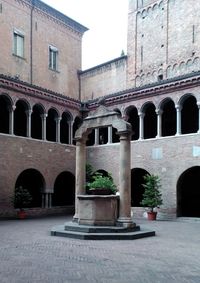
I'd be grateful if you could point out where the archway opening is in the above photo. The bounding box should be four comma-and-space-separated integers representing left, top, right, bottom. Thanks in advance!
15, 169, 44, 208
31, 104, 43, 140
60, 112, 71, 144
161, 100, 176, 137
46, 108, 58, 142
0, 95, 10, 134
143, 103, 157, 139
52, 171, 75, 206
14, 100, 28, 137
177, 166, 200, 217
131, 168, 149, 207
181, 96, 198, 134
126, 106, 139, 140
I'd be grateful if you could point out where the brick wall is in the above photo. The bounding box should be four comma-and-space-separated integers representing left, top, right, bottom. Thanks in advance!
127, 0, 200, 88
87, 134, 200, 219
80, 57, 127, 101
0, 134, 76, 215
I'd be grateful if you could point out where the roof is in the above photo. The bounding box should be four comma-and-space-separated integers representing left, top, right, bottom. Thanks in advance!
31, 0, 88, 34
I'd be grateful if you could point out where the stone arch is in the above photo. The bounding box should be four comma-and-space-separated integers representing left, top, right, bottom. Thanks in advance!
131, 168, 150, 207
177, 166, 200, 217
0, 94, 12, 134
31, 103, 45, 140
159, 98, 176, 136
46, 108, 59, 142
125, 105, 139, 140
52, 171, 75, 206
179, 94, 198, 134
141, 102, 157, 139
60, 111, 72, 144
15, 168, 45, 208
14, 99, 30, 137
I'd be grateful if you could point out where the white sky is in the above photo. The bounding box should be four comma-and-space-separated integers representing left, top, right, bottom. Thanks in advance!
42, 0, 128, 70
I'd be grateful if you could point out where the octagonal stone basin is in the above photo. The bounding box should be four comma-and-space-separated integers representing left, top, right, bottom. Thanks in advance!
77, 194, 119, 226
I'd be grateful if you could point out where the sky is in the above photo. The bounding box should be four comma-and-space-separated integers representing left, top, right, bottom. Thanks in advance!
42, 0, 129, 70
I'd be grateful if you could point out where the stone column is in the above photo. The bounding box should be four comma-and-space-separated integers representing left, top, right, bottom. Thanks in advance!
138, 111, 144, 140
107, 126, 113, 144
26, 110, 32, 138
117, 132, 135, 227
68, 121, 73, 144
156, 109, 163, 138
41, 114, 47, 140
175, 105, 182, 135
73, 138, 86, 221
55, 117, 61, 143
8, 105, 15, 135
94, 128, 99, 145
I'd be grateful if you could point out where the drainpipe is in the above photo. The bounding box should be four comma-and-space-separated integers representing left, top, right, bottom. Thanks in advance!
30, 0, 34, 84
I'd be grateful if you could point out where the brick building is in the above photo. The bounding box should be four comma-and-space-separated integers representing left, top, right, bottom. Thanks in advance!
0, 0, 200, 219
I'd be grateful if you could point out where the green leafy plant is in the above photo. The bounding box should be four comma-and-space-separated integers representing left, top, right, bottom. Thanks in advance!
87, 172, 117, 194
140, 174, 163, 212
12, 186, 32, 210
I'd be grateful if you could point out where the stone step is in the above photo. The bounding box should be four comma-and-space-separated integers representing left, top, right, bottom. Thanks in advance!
63, 221, 140, 233
51, 225, 156, 240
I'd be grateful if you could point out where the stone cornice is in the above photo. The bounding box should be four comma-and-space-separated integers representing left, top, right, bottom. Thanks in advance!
87, 71, 200, 109
22, 0, 88, 35
0, 74, 81, 110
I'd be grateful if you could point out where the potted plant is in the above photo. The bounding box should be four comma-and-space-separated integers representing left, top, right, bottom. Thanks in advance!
12, 186, 32, 219
87, 172, 117, 195
140, 174, 163, 220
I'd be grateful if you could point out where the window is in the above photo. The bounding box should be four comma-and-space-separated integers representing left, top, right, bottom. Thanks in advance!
13, 30, 24, 58
49, 45, 58, 71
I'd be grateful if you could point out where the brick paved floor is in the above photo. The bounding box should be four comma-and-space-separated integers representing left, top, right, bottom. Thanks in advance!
0, 215, 200, 283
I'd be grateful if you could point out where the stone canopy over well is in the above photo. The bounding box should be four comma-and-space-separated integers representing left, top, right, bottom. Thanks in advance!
74, 105, 134, 227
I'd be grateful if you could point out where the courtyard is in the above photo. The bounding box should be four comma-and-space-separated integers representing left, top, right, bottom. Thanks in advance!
0, 215, 199, 283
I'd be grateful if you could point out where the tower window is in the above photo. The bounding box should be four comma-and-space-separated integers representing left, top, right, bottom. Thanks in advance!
49, 45, 58, 71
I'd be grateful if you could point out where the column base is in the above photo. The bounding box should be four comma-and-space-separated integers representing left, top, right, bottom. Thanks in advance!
117, 217, 136, 228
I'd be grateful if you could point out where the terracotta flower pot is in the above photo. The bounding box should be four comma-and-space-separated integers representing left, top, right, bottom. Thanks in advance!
17, 210, 26, 219
147, 211, 157, 221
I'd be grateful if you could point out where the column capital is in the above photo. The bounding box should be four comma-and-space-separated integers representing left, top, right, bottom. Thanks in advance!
138, 111, 145, 118
40, 113, 48, 119
25, 109, 32, 115
156, 108, 163, 115
175, 104, 182, 111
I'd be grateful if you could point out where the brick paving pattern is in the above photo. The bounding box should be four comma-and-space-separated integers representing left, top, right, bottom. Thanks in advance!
0, 216, 200, 283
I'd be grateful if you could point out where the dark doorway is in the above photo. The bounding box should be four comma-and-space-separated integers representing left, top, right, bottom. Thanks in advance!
161, 99, 176, 137
31, 104, 43, 140
126, 106, 139, 140
52, 171, 75, 206
143, 103, 157, 139
181, 96, 198, 134
60, 112, 71, 144
46, 108, 58, 142
15, 169, 44, 207
177, 166, 200, 217
14, 100, 28, 137
131, 168, 149, 207
0, 95, 10, 134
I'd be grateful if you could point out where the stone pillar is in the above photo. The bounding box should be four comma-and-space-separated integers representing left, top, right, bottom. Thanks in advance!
8, 105, 15, 135
26, 110, 32, 138
156, 109, 163, 138
107, 126, 113, 144
117, 132, 135, 227
175, 105, 182, 135
41, 114, 47, 140
73, 138, 86, 221
55, 117, 61, 143
94, 128, 99, 145
138, 111, 144, 140
68, 121, 73, 144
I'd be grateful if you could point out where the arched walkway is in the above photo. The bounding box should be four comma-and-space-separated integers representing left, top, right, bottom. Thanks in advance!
52, 171, 75, 206
177, 166, 200, 217
15, 169, 45, 208
131, 168, 149, 207
0, 95, 10, 134
14, 100, 28, 137
31, 104, 44, 140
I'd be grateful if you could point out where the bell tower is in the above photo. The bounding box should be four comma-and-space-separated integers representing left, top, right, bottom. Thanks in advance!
127, 0, 200, 88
